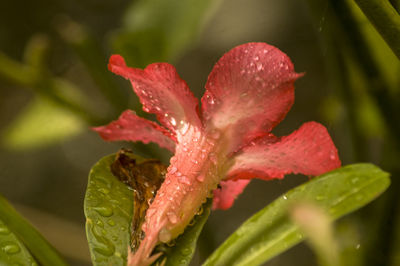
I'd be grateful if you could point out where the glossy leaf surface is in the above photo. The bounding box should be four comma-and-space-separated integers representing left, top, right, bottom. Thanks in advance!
203, 163, 390, 266
85, 154, 136, 265
0, 219, 37, 265
0, 194, 67, 265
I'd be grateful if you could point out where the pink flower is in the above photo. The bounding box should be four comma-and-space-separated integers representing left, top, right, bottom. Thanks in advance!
94, 42, 341, 265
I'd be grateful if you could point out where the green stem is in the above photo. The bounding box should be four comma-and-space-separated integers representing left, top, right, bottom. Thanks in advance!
354, 0, 400, 59
0, 195, 68, 266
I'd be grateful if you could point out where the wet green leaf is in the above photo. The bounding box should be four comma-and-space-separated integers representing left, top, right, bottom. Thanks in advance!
2, 96, 84, 150
85, 153, 136, 266
0, 194, 67, 265
111, 0, 222, 67
0, 219, 38, 266
203, 163, 390, 266
154, 199, 212, 266
86, 152, 212, 266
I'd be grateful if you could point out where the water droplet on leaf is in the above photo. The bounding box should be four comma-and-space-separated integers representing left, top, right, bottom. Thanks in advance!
2, 243, 20, 254
93, 206, 113, 217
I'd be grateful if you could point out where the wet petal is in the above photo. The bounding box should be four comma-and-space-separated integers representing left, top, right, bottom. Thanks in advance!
201, 42, 302, 152
212, 179, 251, 210
93, 110, 176, 152
109, 55, 201, 139
227, 122, 341, 180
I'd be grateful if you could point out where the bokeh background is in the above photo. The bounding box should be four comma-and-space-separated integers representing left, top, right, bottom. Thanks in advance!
1, 0, 399, 265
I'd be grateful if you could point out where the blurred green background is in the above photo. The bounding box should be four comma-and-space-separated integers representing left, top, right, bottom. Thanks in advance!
0, 0, 399, 265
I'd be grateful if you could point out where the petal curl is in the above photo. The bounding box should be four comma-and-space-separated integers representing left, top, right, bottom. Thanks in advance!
93, 110, 176, 152
212, 179, 250, 210
109, 55, 201, 140
201, 42, 302, 152
227, 122, 341, 180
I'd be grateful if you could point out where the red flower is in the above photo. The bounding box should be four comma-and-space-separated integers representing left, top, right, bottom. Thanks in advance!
94, 42, 341, 265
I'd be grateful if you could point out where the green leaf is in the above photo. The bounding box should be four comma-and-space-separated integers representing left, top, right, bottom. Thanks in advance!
85, 154, 136, 266
0, 194, 67, 265
203, 163, 390, 266
0, 219, 38, 266
86, 153, 213, 266
154, 198, 212, 266
111, 0, 222, 67
2, 96, 85, 150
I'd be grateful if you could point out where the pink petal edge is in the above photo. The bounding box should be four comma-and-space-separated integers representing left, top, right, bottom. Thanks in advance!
212, 179, 251, 210
227, 121, 341, 180
109, 55, 201, 139
93, 110, 176, 152
201, 42, 302, 153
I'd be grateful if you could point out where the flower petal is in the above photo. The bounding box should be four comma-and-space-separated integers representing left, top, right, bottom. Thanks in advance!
109, 55, 201, 140
201, 42, 302, 152
212, 179, 251, 210
93, 110, 176, 152
227, 122, 341, 180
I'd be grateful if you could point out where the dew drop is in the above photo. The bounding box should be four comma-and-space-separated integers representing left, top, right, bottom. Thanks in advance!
98, 188, 110, 194
167, 212, 178, 224
96, 219, 104, 228
282, 195, 288, 200
94, 243, 115, 256
176, 171, 182, 177
179, 176, 191, 185
0, 225, 10, 235
2, 243, 20, 254
209, 153, 217, 164
197, 175, 205, 182
256, 62, 263, 71
170, 117, 177, 126
315, 195, 325, 201
180, 122, 189, 135
93, 206, 114, 217
107, 219, 116, 226
159, 228, 172, 243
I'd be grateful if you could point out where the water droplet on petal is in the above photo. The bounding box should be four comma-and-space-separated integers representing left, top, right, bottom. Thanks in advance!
180, 122, 189, 135
169, 166, 177, 174
167, 212, 178, 224
159, 228, 172, 243
197, 175, 205, 182
179, 176, 191, 185
93, 206, 113, 217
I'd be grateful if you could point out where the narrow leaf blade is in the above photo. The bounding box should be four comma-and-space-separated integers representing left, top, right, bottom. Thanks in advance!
0, 219, 38, 265
203, 163, 390, 266
0, 194, 67, 265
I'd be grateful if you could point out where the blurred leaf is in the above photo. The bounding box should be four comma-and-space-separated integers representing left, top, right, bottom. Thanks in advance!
154, 199, 212, 266
112, 0, 222, 67
0, 219, 38, 266
2, 96, 85, 150
0, 194, 67, 265
353, 0, 400, 60
203, 164, 390, 266
291, 202, 340, 266
348, 0, 400, 93
85, 153, 135, 266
